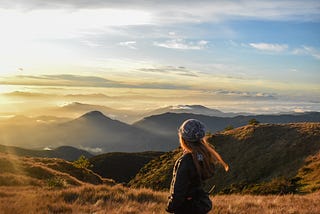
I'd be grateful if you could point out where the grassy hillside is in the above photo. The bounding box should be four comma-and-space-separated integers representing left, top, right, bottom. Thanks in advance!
0, 144, 93, 161
0, 148, 319, 213
129, 150, 180, 190
89, 151, 164, 183
0, 152, 114, 188
129, 123, 320, 194
295, 151, 320, 193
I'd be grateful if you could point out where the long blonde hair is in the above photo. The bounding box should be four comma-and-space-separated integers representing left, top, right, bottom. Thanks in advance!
179, 134, 229, 180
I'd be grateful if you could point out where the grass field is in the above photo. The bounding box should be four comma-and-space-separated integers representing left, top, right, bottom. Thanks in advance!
1, 184, 319, 214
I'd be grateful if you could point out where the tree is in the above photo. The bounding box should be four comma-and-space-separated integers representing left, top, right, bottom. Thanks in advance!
73, 155, 91, 169
248, 118, 260, 125
224, 125, 234, 131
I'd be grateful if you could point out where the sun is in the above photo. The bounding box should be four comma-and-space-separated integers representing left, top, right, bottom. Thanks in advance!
0, 85, 10, 94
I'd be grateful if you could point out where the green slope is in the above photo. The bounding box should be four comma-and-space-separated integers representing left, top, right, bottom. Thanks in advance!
90, 151, 164, 183
129, 123, 320, 194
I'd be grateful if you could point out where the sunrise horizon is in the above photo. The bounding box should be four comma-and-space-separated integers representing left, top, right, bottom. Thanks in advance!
1, 0, 319, 117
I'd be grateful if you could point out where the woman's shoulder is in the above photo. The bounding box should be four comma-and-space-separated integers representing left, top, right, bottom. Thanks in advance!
178, 152, 194, 164
175, 152, 192, 163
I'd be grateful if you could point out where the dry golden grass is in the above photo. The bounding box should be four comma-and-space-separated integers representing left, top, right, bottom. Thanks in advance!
0, 184, 319, 214
212, 192, 320, 214
0, 153, 114, 188
0, 185, 167, 214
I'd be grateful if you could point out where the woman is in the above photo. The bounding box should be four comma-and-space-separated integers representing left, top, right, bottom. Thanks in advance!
166, 119, 229, 214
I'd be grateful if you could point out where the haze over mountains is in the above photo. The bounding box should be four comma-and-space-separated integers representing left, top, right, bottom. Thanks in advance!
0, 105, 320, 154
42, 103, 252, 124
133, 111, 320, 141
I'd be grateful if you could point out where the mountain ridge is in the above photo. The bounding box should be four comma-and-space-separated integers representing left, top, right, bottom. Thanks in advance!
0, 144, 93, 161
133, 111, 320, 136
1, 110, 320, 153
129, 122, 320, 194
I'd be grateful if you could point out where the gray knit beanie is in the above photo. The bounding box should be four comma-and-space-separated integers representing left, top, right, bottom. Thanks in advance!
178, 119, 206, 142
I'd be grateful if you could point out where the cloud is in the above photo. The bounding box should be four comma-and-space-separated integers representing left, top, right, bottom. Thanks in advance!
138, 66, 198, 77
208, 89, 277, 100
0, 74, 193, 90
41, 74, 114, 84
118, 41, 137, 49
2, 91, 52, 98
79, 146, 103, 154
154, 39, 208, 50
292, 46, 320, 60
1, 0, 319, 23
136, 82, 192, 90
249, 43, 288, 52
81, 40, 102, 47
0, 74, 123, 88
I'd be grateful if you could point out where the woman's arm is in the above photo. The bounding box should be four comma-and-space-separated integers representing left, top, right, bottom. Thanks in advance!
166, 155, 191, 213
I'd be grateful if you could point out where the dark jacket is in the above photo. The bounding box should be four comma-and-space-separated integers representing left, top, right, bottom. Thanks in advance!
166, 152, 204, 214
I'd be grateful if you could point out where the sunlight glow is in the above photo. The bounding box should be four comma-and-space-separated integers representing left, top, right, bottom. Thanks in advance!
0, 8, 152, 75
0, 8, 152, 40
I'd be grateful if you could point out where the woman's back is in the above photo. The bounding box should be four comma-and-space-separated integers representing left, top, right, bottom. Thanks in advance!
166, 119, 229, 214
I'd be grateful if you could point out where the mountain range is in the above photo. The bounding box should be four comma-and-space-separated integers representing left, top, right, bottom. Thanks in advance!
48, 102, 141, 124
143, 104, 248, 118
44, 103, 251, 124
1, 109, 320, 153
0, 111, 174, 153
133, 111, 320, 140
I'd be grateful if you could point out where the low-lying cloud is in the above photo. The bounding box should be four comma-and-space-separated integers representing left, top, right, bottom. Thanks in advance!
1, 0, 318, 23
293, 46, 320, 60
0, 74, 193, 90
249, 43, 288, 52
138, 66, 198, 77
118, 41, 137, 49
154, 39, 208, 50
208, 89, 277, 100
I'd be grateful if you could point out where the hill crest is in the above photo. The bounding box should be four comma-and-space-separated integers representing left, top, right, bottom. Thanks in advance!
129, 122, 320, 194
0, 152, 115, 188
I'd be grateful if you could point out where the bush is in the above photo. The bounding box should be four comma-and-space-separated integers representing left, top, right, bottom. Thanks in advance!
47, 176, 67, 188
248, 119, 260, 125
224, 125, 234, 131
73, 155, 91, 169
249, 177, 299, 195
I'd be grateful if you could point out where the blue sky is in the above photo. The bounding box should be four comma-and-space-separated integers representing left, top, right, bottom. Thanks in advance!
0, 0, 319, 113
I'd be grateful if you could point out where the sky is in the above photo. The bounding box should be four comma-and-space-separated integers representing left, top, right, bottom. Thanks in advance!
0, 0, 319, 115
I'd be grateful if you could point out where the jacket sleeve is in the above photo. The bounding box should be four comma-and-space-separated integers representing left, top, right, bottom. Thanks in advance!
166, 155, 191, 213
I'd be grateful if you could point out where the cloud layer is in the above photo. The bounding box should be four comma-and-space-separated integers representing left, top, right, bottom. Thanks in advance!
249, 43, 288, 52
1, 0, 319, 23
0, 74, 194, 90
154, 39, 208, 50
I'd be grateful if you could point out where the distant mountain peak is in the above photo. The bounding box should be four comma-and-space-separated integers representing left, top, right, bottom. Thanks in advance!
75, 111, 129, 127
63, 102, 99, 108
170, 104, 209, 110
70, 102, 84, 106
171, 105, 192, 110
80, 111, 108, 119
